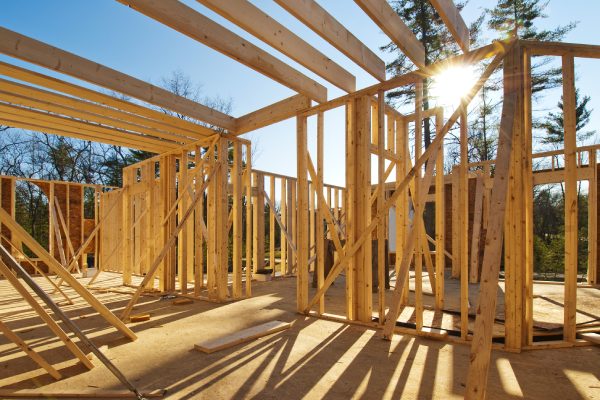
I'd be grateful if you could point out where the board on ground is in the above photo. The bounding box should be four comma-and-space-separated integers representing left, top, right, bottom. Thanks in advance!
194, 320, 291, 354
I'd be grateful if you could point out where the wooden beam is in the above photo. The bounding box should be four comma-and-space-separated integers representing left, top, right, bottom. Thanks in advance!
0, 117, 166, 153
297, 115, 309, 312
0, 27, 236, 131
0, 103, 176, 151
235, 95, 311, 135
0, 79, 192, 143
117, 0, 327, 103
354, 0, 425, 69
429, 0, 470, 52
562, 55, 578, 343
197, 0, 355, 92
0, 61, 217, 138
274, 0, 386, 81
464, 46, 519, 400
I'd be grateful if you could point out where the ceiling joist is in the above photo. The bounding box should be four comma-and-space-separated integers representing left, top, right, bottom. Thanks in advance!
197, 0, 356, 93
429, 0, 470, 52
354, 0, 426, 69
0, 61, 217, 139
117, 0, 328, 103
0, 27, 236, 131
274, 0, 386, 82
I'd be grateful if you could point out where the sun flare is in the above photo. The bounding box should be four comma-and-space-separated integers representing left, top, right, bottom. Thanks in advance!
431, 65, 478, 108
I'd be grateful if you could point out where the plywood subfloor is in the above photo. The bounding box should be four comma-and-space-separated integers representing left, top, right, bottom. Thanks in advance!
0, 272, 599, 399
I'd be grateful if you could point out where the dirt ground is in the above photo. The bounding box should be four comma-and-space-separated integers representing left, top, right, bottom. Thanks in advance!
0, 272, 599, 399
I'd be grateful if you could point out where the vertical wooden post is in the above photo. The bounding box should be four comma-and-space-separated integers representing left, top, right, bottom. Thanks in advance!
281, 178, 287, 276
435, 110, 445, 310
194, 149, 205, 295
346, 95, 372, 323
563, 55, 578, 342
414, 82, 424, 331
377, 93, 386, 323
270, 175, 276, 274
297, 115, 309, 312
451, 166, 460, 278
316, 112, 325, 314
216, 137, 229, 301
523, 49, 535, 345
244, 143, 253, 296
588, 150, 598, 284
49, 183, 55, 259
465, 44, 518, 400
163, 155, 177, 292
459, 110, 469, 339
179, 151, 189, 293
345, 101, 356, 320
232, 141, 243, 298
122, 169, 132, 286
252, 173, 265, 274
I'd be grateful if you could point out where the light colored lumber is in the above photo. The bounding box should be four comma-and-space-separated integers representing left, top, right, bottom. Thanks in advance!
274, 0, 386, 81
297, 116, 309, 312
0, 61, 216, 139
354, 0, 425, 69
578, 333, 600, 345
464, 47, 518, 399
562, 55, 578, 342
235, 95, 310, 135
120, 164, 219, 320
194, 320, 291, 353
0, 320, 61, 380
118, 0, 327, 102
0, 27, 235, 131
429, 0, 470, 52
0, 208, 136, 341
0, 389, 166, 398
197, 0, 355, 92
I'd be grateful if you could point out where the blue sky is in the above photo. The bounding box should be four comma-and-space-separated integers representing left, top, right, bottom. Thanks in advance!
1, 0, 599, 186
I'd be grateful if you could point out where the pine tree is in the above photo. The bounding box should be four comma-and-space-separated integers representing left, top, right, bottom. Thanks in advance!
539, 89, 595, 145
487, 0, 576, 93
381, 0, 484, 149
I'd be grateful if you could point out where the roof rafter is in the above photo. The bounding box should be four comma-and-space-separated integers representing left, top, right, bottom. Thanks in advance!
117, 0, 328, 103
429, 0, 470, 52
0, 84, 189, 144
0, 61, 217, 138
274, 0, 386, 81
354, 0, 426, 69
197, 0, 356, 93
0, 27, 236, 131
0, 102, 179, 151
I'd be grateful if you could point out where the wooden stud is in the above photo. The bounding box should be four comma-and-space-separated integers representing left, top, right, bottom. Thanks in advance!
562, 55, 578, 342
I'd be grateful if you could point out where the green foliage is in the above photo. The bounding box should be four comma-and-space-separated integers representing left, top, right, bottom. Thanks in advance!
538, 89, 595, 145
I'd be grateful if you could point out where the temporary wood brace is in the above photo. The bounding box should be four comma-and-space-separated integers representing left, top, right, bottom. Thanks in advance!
0, 208, 136, 340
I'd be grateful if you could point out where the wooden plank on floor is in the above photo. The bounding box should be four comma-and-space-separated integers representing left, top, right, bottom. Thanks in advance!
194, 321, 291, 354
578, 332, 600, 345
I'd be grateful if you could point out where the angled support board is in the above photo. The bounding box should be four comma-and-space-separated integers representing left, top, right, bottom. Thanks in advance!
0, 245, 144, 398
235, 95, 311, 135
0, 208, 137, 341
464, 46, 519, 400
429, 0, 470, 52
117, 0, 327, 103
197, 0, 355, 92
274, 0, 385, 81
0, 320, 61, 380
0, 27, 235, 131
354, 0, 425, 69
194, 321, 291, 353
